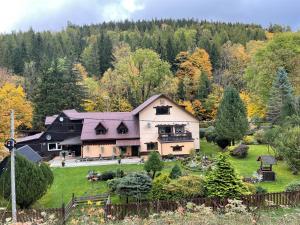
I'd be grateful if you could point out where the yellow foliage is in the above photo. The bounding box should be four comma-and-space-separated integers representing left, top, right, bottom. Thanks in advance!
189, 48, 212, 79
178, 100, 195, 115
73, 63, 88, 79
240, 91, 266, 119
0, 83, 33, 142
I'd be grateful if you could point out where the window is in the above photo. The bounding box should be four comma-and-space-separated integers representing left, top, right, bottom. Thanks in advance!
117, 122, 128, 134
155, 106, 171, 115
95, 122, 107, 135
48, 143, 62, 151
175, 125, 185, 134
146, 142, 158, 150
172, 145, 183, 151
158, 126, 173, 134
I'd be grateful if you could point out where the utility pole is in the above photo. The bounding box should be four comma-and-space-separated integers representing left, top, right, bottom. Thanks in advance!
10, 110, 17, 223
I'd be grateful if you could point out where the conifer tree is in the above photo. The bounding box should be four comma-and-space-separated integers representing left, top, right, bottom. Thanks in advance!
267, 67, 296, 123
197, 72, 211, 100
97, 32, 113, 75
169, 164, 182, 179
144, 152, 164, 179
215, 86, 248, 145
205, 154, 246, 198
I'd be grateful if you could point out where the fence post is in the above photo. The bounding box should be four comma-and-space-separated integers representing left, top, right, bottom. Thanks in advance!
62, 202, 65, 225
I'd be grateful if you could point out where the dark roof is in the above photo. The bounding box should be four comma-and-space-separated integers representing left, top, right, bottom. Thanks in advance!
257, 155, 277, 165
16, 145, 42, 163
131, 94, 162, 115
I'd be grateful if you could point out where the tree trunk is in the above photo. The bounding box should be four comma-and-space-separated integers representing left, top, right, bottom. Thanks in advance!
232, 139, 235, 146
152, 171, 156, 179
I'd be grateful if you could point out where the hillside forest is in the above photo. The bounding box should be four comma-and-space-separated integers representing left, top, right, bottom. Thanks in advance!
0, 19, 299, 142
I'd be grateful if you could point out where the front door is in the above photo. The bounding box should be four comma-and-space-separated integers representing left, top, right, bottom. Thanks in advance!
131, 146, 139, 157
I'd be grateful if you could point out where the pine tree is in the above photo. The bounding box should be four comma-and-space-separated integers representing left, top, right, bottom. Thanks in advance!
144, 151, 164, 179
205, 154, 246, 198
267, 67, 296, 123
215, 86, 248, 145
177, 79, 186, 100
197, 72, 211, 100
166, 37, 176, 71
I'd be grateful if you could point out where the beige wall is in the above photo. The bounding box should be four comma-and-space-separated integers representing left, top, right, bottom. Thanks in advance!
138, 97, 200, 155
82, 144, 136, 158
161, 141, 194, 156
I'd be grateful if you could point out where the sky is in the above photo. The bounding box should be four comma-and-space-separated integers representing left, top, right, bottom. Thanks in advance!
0, 0, 299, 33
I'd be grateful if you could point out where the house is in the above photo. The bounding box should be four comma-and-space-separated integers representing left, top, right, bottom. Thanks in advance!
16, 94, 200, 158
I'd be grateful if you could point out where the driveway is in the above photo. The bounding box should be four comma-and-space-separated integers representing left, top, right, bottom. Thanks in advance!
49, 157, 142, 168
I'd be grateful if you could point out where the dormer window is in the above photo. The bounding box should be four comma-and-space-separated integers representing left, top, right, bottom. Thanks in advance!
155, 106, 171, 115
117, 122, 128, 134
95, 122, 107, 135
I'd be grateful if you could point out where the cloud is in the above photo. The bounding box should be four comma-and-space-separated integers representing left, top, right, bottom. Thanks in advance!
0, 0, 299, 33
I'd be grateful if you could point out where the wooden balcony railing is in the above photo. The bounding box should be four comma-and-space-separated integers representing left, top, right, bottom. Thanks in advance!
158, 131, 193, 143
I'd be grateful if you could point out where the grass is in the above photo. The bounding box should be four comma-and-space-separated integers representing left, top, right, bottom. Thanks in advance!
38, 141, 300, 209
200, 141, 300, 192
38, 162, 176, 208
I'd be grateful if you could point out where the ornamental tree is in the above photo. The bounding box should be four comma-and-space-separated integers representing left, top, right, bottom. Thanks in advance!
144, 151, 164, 179
215, 86, 248, 145
169, 164, 182, 179
0, 155, 51, 208
205, 154, 246, 198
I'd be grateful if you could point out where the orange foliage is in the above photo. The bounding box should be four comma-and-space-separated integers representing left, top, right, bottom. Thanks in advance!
189, 48, 212, 79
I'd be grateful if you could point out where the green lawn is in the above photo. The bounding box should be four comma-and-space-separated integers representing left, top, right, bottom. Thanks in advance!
200, 141, 300, 192
38, 141, 300, 209
38, 162, 176, 208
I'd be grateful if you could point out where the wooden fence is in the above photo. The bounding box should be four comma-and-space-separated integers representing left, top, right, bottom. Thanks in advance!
105, 191, 300, 220
1, 191, 300, 223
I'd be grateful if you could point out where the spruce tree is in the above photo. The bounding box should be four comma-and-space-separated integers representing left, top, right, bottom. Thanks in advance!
144, 152, 164, 179
33, 58, 86, 128
97, 32, 113, 75
205, 154, 246, 198
267, 67, 296, 123
169, 164, 182, 179
197, 72, 211, 100
215, 86, 248, 145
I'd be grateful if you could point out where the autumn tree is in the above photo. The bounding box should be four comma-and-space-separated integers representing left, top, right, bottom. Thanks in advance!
189, 48, 212, 79
215, 86, 248, 145
0, 83, 32, 143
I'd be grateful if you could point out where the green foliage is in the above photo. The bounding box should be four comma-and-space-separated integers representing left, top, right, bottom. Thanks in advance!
99, 171, 116, 181
169, 164, 182, 179
242, 135, 256, 145
215, 86, 248, 144
285, 181, 300, 192
115, 172, 152, 202
255, 186, 268, 194
0, 155, 49, 208
107, 178, 122, 193
144, 152, 164, 178
266, 67, 296, 124
151, 174, 171, 200
40, 163, 54, 187
205, 154, 246, 198
197, 72, 211, 100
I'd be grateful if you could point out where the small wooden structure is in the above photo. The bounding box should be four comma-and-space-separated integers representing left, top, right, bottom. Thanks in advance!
257, 155, 276, 181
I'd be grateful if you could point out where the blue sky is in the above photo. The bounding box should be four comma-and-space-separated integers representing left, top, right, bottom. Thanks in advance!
0, 0, 299, 33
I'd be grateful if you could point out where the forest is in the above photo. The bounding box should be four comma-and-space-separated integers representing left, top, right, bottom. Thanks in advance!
0, 19, 298, 135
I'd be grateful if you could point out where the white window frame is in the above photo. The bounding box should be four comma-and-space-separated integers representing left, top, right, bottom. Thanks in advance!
48, 143, 62, 151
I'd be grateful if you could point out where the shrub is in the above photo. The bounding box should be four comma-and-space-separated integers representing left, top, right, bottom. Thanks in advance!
151, 174, 171, 200
285, 181, 300, 192
166, 175, 205, 200
200, 128, 206, 138
205, 154, 246, 198
169, 164, 182, 179
243, 182, 256, 194
0, 155, 49, 208
116, 172, 152, 203
164, 154, 175, 160
144, 151, 164, 178
230, 144, 249, 158
255, 186, 268, 194
205, 128, 217, 143
107, 178, 122, 193
215, 136, 230, 149
116, 169, 125, 178
40, 162, 54, 188
242, 135, 256, 145
254, 129, 266, 144
99, 171, 116, 181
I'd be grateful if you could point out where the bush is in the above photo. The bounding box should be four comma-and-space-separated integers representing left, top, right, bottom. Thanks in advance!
285, 181, 300, 192
242, 135, 256, 145
200, 128, 206, 138
230, 144, 249, 158
164, 154, 175, 160
215, 136, 230, 149
255, 186, 268, 194
165, 175, 205, 200
151, 174, 171, 200
0, 155, 49, 208
40, 163, 54, 187
254, 129, 266, 144
144, 151, 164, 178
169, 164, 182, 179
99, 171, 116, 181
243, 182, 256, 194
116, 169, 125, 178
107, 178, 122, 193
205, 128, 217, 143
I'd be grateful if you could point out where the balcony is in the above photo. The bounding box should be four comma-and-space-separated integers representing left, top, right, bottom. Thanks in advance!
158, 131, 193, 143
